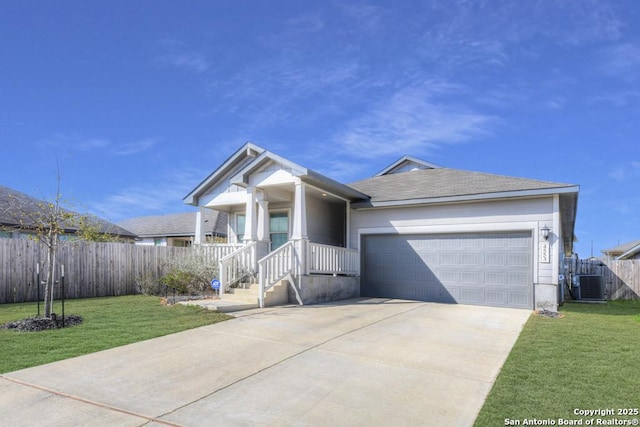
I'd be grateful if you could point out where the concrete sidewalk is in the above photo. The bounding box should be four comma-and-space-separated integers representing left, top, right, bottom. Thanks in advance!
0, 299, 530, 426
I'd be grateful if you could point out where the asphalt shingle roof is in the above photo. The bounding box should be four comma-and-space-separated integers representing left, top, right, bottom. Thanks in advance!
601, 239, 640, 256
117, 210, 227, 238
0, 184, 135, 237
348, 168, 577, 205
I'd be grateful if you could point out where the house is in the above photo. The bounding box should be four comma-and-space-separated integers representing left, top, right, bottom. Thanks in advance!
0, 184, 136, 242
601, 240, 640, 260
184, 143, 579, 311
117, 210, 227, 247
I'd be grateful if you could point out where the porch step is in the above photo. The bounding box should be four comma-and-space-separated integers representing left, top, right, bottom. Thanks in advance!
183, 280, 292, 313
224, 280, 290, 307
179, 298, 259, 313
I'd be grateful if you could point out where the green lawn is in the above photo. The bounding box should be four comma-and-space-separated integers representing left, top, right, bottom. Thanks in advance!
475, 300, 640, 426
0, 295, 231, 374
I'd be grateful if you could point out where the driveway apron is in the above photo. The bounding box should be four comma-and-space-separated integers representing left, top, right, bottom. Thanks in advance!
0, 298, 530, 426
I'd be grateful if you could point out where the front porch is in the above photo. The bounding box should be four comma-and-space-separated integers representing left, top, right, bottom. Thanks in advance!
214, 239, 359, 309
184, 144, 367, 309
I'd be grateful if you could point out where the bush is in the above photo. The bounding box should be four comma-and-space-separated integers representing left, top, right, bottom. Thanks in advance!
159, 253, 218, 295
136, 274, 163, 296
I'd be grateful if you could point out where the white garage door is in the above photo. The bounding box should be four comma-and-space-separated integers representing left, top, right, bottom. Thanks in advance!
361, 232, 533, 309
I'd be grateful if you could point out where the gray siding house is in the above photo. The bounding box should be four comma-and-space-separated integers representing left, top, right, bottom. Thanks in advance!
117, 210, 227, 247
185, 143, 579, 311
601, 240, 640, 260
0, 184, 135, 242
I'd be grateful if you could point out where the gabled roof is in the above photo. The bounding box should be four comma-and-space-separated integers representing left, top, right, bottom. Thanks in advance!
375, 156, 442, 176
348, 168, 578, 207
0, 184, 136, 238
183, 142, 265, 206
230, 150, 369, 201
619, 243, 640, 260
117, 210, 227, 238
184, 143, 369, 205
349, 167, 579, 254
602, 239, 640, 258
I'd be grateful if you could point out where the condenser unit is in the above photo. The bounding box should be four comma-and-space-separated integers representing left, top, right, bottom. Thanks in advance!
574, 275, 605, 300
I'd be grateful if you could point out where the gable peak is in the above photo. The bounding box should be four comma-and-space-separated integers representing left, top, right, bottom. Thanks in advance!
375, 155, 442, 177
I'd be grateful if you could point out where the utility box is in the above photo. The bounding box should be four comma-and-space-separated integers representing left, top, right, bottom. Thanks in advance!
576, 275, 605, 300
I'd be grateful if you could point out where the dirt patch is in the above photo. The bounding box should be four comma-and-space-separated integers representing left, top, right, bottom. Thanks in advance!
534, 309, 565, 319
1, 314, 83, 332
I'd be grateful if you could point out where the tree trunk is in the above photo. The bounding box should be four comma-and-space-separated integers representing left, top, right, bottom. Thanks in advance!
43, 232, 58, 318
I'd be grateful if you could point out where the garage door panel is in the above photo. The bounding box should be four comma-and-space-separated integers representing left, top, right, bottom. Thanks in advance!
361, 232, 532, 309
458, 288, 481, 303
460, 253, 480, 265
485, 253, 507, 266
439, 253, 459, 265
484, 271, 507, 286
485, 290, 507, 305
507, 272, 530, 286
508, 253, 530, 267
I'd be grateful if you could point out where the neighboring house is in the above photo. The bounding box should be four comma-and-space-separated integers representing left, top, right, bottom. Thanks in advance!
117, 210, 227, 247
601, 240, 640, 260
0, 184, 136, 242
184, 143, 579, 311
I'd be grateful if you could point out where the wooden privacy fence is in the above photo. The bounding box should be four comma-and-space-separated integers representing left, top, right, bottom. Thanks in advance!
0, 239, 221, 304
602, 259, 640, 300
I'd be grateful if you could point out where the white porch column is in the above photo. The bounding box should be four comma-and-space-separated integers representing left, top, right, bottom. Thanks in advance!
291, 179, 308, 241
292, 179, 308, 275
194, 207, 206, 245
256, 193, 270, 242
244, 186, 258, 242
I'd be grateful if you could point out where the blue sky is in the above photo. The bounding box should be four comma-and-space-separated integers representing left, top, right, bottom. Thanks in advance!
1, 1, 638, 257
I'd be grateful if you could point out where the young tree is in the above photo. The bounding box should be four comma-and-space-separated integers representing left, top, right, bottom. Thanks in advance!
1, 179, 120, 317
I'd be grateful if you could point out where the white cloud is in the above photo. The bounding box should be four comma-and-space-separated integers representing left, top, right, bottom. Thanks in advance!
600, 43, 640, 79
88, 169, 203, 221
589, 90, 640, 108
156, 39, 211, 74
333, 82, 496, 160
112, 138, 158, 156
609, 161, 640, 181
161, 51, 210, 74
40, 133, 159, 157
40, 133, 111, 152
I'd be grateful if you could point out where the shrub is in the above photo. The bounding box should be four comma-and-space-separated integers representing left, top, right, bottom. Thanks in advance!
135, 274, 163, 296
160, 253, 218, 295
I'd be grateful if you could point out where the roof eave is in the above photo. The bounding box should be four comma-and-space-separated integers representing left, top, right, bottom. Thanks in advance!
351, 186, 580, 209
618, 243, 640, 260
374, 155, 442, 177
183, 142, 265, 206
304, 170, 370, 202
230, 150, 308, 187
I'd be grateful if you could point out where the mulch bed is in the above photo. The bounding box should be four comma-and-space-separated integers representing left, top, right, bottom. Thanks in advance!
1, 314, 83, 332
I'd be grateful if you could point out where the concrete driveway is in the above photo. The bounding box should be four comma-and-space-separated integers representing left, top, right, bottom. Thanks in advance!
0, 298, 530, 426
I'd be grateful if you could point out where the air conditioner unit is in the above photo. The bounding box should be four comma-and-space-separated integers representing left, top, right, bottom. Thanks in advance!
575, 275, 604, 300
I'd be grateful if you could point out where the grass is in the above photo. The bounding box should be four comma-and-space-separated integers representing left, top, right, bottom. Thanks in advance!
475, 300, 640, 426
0, 295, 231, 374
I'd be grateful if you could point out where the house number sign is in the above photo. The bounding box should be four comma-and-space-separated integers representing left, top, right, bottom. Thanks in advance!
539, 241, 550, 263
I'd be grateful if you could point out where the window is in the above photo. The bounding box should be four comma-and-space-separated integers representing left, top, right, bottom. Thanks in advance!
236, 214, 245, 243
269, 212, 288, 250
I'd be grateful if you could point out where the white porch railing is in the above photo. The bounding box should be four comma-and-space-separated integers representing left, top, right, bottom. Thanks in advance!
308, 242, 359, 275
200, 243, 243, 260
219, 242, 257, 294
217, 240, 359, 307
258, 241, 297, 308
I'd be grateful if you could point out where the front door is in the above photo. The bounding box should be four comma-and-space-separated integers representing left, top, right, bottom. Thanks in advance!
269, 212, 289, 250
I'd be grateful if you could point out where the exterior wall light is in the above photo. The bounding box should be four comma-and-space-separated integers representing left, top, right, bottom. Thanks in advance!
541, 225, 551, 241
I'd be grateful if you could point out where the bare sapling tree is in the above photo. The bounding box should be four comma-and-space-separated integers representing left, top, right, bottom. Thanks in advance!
1, 171, 119, 317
